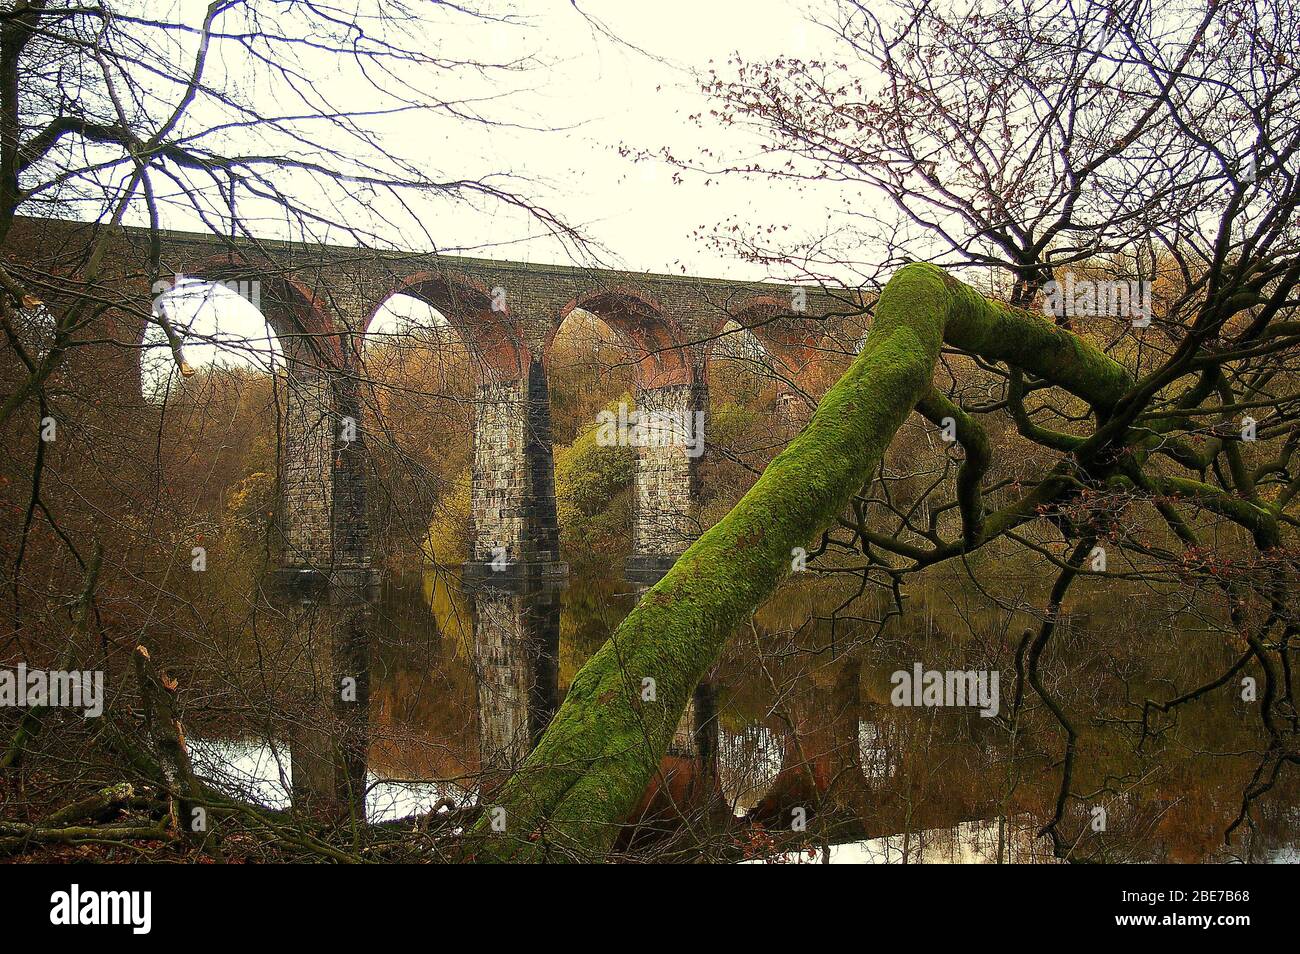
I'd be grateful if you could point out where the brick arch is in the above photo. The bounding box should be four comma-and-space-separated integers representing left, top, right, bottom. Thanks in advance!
363, 270, 526, 383
155, 256, 346, 370
704, 317, 766, 366
712, 295, 823, 383
552, 288, 694, 389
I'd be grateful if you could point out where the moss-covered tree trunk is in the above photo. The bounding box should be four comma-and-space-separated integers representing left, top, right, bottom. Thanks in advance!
475, 264, 1131, 861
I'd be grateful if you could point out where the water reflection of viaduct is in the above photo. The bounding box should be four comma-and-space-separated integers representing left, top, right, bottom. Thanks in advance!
10, 216, 852, 822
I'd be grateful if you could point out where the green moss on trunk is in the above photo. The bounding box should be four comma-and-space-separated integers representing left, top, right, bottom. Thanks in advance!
472, 263, 1129, 861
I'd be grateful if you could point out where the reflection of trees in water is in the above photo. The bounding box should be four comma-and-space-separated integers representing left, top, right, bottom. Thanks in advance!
557, 572, 633, 681
187, 562, 1300, 860
772, 817, 1055, 864
367, 573, 478, 781
704, 569, 1300, 861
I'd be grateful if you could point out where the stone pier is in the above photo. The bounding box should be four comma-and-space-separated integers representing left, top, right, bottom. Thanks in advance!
465, 358, 566, 582
281, 367, 335, 571
277, 357, 374, 587
625, 381, 708, 584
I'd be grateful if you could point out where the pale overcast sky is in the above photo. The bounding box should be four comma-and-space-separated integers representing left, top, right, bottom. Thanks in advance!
146, 0, 866, 387
457, 0, 845, 280
139, 0, 860, 281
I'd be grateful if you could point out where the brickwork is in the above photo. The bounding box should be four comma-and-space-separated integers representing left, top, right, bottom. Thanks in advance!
472, 378, 528, 564
631, 383, 705, 559
282, 368, 335, 570
330, 368, 371, 570
468, 358, 561, 573
6, 215, 856, 584
279, 363, 371, 578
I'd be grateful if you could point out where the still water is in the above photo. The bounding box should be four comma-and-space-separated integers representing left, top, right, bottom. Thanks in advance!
184, 564, 1300, 862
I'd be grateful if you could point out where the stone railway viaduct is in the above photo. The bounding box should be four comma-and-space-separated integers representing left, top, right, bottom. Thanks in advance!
7, 215, 865, 807
8, 215, 857, 589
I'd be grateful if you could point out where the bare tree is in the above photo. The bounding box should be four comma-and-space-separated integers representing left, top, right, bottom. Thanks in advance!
0, 0, 589, 859
480, 0, 1300, 860
4, 0, 1299, 865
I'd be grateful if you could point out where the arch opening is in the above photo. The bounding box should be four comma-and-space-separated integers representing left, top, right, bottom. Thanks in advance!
144, 277, 283, 403
722, 297, 822, 382
365, 273, 525, 385
360, 293, 467, 403
359, 290, 477, 571
555, 289, 694, 390
546, 306, 638, 446
145, 264, 346, 401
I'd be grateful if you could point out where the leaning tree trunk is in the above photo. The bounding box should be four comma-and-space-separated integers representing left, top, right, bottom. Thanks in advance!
474, 263, 1131, 861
